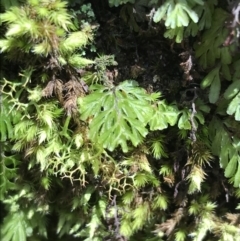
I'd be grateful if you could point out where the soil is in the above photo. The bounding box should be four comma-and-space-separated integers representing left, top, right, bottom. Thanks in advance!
88, 0, 199, 103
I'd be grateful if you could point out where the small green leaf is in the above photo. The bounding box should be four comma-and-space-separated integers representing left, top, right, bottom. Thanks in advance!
225, 154, 238, 178
209, 70, 221, 103
178, 111, 191, 130
234, 159, 240, 188
153, 2, 170, 23
235, 105, 240, 121
201, 66, 220, 89
220, 47, 232, 65
224, 80, 240, 100
149, 102, 179, 131
221, 64, 231, 81
182, 5, 199, 23
227, 93, 240, 116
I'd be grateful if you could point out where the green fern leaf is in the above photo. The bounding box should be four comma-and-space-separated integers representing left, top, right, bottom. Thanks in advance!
209, 68, 221, 103
221, 64, 231, 81
224, 154, 238, 178
227, 93, 240, 121
80, 80, 153, 152
178, 110, 191, 130
164, 27, 184, 43
195, 9, 230, 68
201, 66, 220, 89
220, 46, 232, 65
149, 101, 179, 131
153, 1, 171, 23
182, 4, 199, 23
224, 80, 240, 100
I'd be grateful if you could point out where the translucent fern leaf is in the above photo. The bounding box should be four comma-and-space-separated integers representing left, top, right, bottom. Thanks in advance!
225, 154, 238, 178
201, 66, 220, 89
164, 27, 184, 43
233, 159, 240, 188
227, 93, 240, 121
153, 1, 172, 23
224, 80, 240, 100
80, 81, 153, 152
178, 110, 191, 130
195, 9, 230, 68
149, 101, 179, 131
209, 69, 221, 104
165, 2, 199, 29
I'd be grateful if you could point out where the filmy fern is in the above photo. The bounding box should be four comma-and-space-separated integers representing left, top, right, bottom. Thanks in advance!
210, 117, 240, 188
79, 80, 159, 152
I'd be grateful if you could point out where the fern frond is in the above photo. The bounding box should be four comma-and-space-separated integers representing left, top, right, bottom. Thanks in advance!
79, 80, 154, 152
